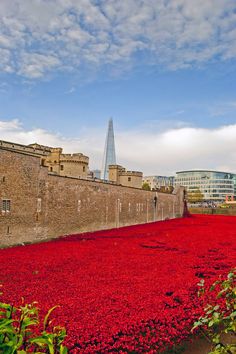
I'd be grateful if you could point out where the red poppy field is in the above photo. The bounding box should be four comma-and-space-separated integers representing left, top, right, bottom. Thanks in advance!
0, 214, 235, 353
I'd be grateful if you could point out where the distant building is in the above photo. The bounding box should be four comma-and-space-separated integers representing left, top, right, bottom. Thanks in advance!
109, 165, 143, 189
101, 118, 116, 180
175, 170, 236, 203
91, 169, 101, 179
143, 175, 174, 190
1, 141, 89, 179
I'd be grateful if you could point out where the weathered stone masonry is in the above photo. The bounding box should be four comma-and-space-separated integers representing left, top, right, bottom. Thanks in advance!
0, 148, 185, 247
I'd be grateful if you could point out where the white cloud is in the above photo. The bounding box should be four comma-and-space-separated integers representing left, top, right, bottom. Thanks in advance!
18, 53, 61, 78
0, 0, 235, 78
208, 101, 236, 117
1, 119, 236, 175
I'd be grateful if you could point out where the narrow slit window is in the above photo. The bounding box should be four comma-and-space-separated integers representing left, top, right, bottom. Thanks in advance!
37, 198, 42, 213
2, 199, 11, 213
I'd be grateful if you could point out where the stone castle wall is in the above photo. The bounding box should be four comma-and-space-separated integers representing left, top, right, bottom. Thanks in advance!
0, 139, 51, 156
0, 148, 185, 248
0, 140, 89, 179
119, 173, 142, 189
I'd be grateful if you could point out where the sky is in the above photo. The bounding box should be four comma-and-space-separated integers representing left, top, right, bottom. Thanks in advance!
0, 0, 236, 175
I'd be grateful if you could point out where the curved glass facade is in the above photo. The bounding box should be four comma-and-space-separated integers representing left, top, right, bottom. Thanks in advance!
175, 170, 236, 202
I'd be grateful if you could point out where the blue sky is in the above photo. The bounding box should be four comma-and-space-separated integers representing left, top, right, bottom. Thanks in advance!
0, 0, 236, 174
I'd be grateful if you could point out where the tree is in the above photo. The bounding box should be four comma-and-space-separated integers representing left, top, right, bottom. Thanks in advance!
142, 182, 151, 191
187, 188, 204, 203
158, 186, 174, 194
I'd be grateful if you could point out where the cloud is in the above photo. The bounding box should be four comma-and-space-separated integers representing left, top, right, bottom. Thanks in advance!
65, 87, 76, 94
117, 124, 236, 175
0, 0, 235, 79
18, 53, 61, 78
1, 119, 236, 176
208, 100, 236, 117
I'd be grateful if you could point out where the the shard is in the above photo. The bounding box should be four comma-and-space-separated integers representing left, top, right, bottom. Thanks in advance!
101, 118, 116, 180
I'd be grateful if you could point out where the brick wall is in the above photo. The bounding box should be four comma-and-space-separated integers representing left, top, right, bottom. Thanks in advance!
0, 149, 185, 247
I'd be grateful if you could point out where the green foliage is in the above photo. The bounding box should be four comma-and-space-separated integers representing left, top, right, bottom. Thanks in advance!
142, 182, 151, 191
0, 289, 68, 354
192, 269, 236, 354
187, 188, 204, 203
157, 186, 174, 194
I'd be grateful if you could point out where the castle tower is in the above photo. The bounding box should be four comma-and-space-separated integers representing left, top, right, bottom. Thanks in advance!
101, 118, 116, 180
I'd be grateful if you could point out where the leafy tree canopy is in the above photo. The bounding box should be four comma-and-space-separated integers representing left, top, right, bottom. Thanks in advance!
142, 182, 151, 191
187, 188, 204, 203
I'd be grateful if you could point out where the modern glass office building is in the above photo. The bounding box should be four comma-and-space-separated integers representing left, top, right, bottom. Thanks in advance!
175, 170, 236, 202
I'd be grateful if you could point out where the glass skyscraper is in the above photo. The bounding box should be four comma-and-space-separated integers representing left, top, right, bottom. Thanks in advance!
101, 118, 116, 180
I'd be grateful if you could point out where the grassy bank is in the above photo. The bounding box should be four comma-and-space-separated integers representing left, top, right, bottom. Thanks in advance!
189, 207, 236, 215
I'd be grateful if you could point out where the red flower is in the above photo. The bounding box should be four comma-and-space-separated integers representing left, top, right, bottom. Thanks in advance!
0, 215, 235, 352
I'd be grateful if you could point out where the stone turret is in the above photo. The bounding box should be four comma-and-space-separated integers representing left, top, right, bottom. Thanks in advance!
109, 164, 143, 189
30, 145, 89, 178
59, 153, 89, 179
0, 140, 89, 179
45, 148, 63, 174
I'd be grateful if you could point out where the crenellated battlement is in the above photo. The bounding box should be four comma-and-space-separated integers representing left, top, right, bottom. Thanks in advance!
0, 140, 51, 156
108, 164, 143, 188
0, 139, 89, 179
121, 171, 143, 177
60, 153, 89, 164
